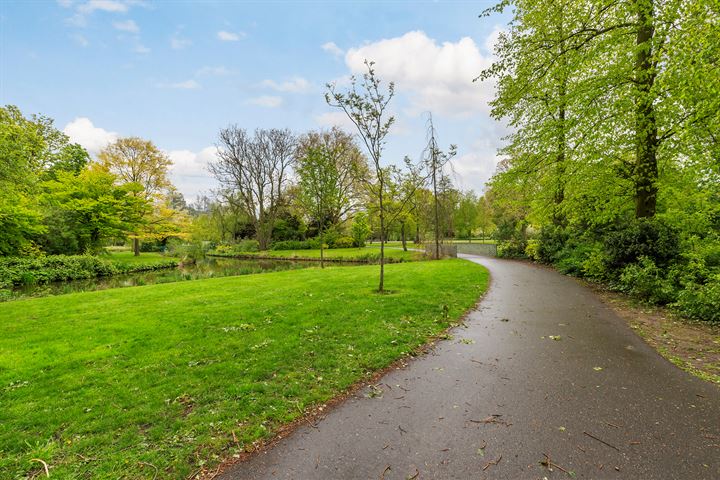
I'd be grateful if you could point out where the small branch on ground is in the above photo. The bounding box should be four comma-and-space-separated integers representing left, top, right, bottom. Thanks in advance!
583, 431, 620, 451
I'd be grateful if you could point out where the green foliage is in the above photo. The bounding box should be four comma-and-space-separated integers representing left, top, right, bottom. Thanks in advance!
618, 257, 678, 305
0, 254, 177, 289
211, 240, 261, 255
675, 273, 720, 322
605, 219, 680, 269
351, 212, 371, 247
332, 236, 355, 249
270, 239, 320, 251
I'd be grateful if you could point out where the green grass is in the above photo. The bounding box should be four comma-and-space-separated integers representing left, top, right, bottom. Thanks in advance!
221, 246, 424, 262
0, 259, 488, 478
108, 251, 178, 267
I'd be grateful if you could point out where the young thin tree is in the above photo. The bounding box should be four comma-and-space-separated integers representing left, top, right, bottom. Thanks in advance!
326, 60, 395, 292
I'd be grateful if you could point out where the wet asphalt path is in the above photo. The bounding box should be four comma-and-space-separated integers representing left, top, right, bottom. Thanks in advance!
220, 255, 720, 479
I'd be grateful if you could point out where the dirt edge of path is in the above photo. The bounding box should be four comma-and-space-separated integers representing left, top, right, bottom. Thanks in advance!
580, 279, 720, 386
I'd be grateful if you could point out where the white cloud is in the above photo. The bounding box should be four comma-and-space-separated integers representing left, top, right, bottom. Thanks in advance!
217, 30, 244, 42
167, 147, 220, 200
484, 25, 505, 54
451, 151, 502, 193
314, 111, 356, 132
170, 35, 192, 50
71, 33, 89, 46
321, 41, 343, 57
63, 117, 118, 156
344, 30, 495, 117
156, 79, 200, 89
113, 19, 139, 33
134, 43, 150, 54
247, 96, 283, 108
78, 0, 128, 14
196, 66, 230, 76
260, 76, 311, 93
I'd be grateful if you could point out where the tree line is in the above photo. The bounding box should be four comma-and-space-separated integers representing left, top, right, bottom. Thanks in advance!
479, 0, 719, 320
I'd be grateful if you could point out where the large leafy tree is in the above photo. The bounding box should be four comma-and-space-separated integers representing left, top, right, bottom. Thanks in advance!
0, 105, 91, 255
483, 0, 719, 228
98, 137, 174, 255
38, 167, 147, 254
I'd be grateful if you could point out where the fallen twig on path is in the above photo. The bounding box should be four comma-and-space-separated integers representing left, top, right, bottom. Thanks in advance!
482, 455, 502, 471
541, 453, 573, 476
584, 431, 620, 451
380, 465, 391, 479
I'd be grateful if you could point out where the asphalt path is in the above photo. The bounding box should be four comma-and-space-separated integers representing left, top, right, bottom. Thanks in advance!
220, 254, 719, 479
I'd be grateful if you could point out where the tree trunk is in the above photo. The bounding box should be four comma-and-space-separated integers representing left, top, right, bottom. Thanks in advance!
553, 73, 567, 226
378, 184, 385, 293
133, 237, 140, 256
634, 0, 658, 218
432, 150, 440, 260
401, 222, 407, 251
319, 224, 324, 269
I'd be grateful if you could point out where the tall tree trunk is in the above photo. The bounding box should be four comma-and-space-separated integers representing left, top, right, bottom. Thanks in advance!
319, 224, 324, 269
553, 15, 567, 227
432, 152, 441, 260
133, 237, 140, 256
401, 222, 407, 251
553, 81, 567, 226
634, 0, 658, 218
378, 184, 385, 292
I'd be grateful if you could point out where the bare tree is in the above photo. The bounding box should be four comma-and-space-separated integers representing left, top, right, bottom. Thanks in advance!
424, 115, 456, 259
326, 60, 395, 292
209, 127, 296, 250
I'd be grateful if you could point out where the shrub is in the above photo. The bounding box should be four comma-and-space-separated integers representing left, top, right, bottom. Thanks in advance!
331, 236, 355, 249
604, 218, 680, 269
497, 239, 527, 258
618, 257, 677, 304
270, 239, 319, 251
675, 272, 720, 322
0, 254, 176, 288
536, 225, 569, 263
524, 239, 541, 261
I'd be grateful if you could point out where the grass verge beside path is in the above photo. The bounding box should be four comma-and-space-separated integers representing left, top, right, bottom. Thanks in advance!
0, 259, 488, 479
215, 245, 424, 263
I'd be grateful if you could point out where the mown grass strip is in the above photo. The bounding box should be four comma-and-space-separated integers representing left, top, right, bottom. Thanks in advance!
0, 259, 487, 478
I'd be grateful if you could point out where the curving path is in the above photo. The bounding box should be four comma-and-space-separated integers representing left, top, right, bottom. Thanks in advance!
219, 255, 720, 479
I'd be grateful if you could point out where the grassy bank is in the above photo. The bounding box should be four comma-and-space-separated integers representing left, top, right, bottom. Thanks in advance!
0, 253, 178, 290
213, 245, 424, 263
0, 259, 488, 478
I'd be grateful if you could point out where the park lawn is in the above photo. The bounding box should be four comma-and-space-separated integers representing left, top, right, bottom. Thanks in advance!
226, 245, 424, 262
108, 250, 179, 267
0, 259, 488, 479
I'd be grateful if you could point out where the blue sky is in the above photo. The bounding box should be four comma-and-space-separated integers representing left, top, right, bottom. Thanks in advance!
1, 0, 510, 200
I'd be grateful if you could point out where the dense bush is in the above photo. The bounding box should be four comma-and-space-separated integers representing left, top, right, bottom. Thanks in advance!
675, 273, 720, 322
510, 217, 719, 322
330, 236, 354, 249
209, 240, 260, 255
270, 239, 320, 251
605, 218, 680, 269
0, 254, 178, 288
